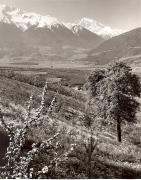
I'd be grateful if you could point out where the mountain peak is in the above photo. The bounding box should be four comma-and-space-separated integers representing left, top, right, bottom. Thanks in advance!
79, 17, 123, 39
0, 4, 63, 31
64, 23, 86, 34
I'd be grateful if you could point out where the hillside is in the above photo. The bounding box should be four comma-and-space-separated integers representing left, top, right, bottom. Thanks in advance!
0, 76, 86, 124
81, 27, 141, 65
1, 2, 141, 179
1, 72, 141, 178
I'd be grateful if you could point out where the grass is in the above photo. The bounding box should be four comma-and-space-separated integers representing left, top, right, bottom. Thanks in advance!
0, 76, 85, 121
1, 68, 141, 178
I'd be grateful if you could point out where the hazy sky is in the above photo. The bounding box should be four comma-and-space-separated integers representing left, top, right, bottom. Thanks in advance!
0, 0, 141, 31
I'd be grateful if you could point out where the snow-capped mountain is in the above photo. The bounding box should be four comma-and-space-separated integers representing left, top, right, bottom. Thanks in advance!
0, 4, 64, 31
79, 17, 123, 39
0, 4, 123, 39
0, 4, 104, 54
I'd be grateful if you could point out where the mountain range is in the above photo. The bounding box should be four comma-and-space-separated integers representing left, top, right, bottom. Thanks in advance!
0, 4, 141, 68
0, 4, 122, 39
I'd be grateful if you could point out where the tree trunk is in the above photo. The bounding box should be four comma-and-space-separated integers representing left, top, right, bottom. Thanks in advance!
87, 137, 92, 178
87, 130, 93, 179
117, 119, 121, 142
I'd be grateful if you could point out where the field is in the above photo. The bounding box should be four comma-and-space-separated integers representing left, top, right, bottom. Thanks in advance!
0, 45, 92, 69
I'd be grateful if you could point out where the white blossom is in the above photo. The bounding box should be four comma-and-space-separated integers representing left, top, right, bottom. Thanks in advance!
42, 166, 49, 174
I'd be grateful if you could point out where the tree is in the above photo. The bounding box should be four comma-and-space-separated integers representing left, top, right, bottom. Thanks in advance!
88, 62, 141, 142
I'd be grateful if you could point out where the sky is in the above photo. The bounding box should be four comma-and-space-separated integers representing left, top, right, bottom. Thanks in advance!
0, 0, 141, 31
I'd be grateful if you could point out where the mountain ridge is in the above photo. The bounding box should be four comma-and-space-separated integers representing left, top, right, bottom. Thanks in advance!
79, 17, 123, 39
81, 27, 141, 65
0, 4, 123, 39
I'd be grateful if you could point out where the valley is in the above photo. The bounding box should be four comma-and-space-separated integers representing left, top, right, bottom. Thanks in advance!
0, 3, 141, 179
